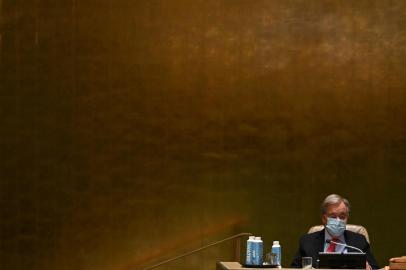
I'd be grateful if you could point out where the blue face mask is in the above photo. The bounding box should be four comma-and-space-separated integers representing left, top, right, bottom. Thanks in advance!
325, 217, 346, 237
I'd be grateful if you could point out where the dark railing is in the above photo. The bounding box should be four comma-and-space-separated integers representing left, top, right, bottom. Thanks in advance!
141, 232, 252, 270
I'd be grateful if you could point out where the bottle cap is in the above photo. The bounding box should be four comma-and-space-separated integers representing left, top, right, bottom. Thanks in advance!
255, 236, 262, 240
273, 240, 279, 245
249, 236, 255, 239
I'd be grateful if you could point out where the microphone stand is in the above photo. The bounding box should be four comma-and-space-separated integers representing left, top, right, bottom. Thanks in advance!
141, 232, 253, 270
327, 240, 365, 254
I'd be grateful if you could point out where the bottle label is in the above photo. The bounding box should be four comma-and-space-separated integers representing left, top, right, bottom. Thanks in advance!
252, 241, 263, 265
246, 241, 253, 265
271, 246, 282, 266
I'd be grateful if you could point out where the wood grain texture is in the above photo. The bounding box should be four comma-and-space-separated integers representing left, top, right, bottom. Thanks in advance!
1, 1, 406, 270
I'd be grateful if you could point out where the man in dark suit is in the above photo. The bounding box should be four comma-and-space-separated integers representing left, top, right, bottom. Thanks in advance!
290, 194, 379, 269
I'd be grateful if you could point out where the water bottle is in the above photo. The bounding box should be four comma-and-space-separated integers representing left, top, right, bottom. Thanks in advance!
271, 240, 282, 267
246, 236, 255, 265
252, 236, 263, 265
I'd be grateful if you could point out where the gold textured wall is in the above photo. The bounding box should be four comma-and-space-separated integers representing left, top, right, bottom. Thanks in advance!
1, 1, 406, 270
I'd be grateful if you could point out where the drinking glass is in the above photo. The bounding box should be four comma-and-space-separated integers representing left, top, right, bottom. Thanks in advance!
302, 257, 312, 269
265, 253, 278, 265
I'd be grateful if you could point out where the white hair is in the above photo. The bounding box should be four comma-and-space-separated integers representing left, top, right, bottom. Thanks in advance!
321, 194, 351, 215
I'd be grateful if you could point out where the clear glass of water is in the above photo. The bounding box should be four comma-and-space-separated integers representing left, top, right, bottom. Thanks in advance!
302, 257, 312, 269
265, 252, 278, 265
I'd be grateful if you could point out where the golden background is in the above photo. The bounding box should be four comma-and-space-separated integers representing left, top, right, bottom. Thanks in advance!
1, 1, 406, 270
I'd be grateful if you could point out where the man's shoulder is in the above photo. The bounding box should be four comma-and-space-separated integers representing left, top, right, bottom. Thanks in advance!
300, 230, 323, 241
344, 230, 368, 242
299, 229, 368, 242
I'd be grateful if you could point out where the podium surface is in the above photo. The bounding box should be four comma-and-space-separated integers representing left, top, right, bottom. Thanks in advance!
217, 262, 299, 270
216, 262, 378, 270
217, 262, 246, 270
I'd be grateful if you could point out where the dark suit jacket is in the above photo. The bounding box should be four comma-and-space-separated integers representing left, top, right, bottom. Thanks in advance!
290, 229, 379, 269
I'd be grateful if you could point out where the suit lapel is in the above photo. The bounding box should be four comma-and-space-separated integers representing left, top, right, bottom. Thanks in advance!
314, 229, 325, 254
344, 230, 355, 247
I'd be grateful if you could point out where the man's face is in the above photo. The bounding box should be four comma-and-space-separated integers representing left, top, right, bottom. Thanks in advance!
322, 201, 349, 225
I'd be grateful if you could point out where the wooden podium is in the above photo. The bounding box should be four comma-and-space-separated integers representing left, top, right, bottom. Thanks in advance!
217, 262, 297, 270
216, 262, 382, 270
217, 262, 247, 270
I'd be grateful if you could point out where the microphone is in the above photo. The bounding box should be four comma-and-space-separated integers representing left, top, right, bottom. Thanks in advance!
325, 239, 365, 254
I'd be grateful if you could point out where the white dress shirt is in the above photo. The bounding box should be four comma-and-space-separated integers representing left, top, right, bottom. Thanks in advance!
324, 230, 347, 253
